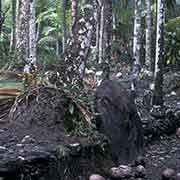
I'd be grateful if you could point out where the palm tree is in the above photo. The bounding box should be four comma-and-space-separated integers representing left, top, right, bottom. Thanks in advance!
10, 0, 17, 52
133, 0, 142, 67
104, 0, 113, 63
0, 0, 2, 35
16, 0, 30, 69
96, 1, 101, 62
98, 0, 113, 63
29, 0, 37, 66
98, 0, 104, 64
61, 0, 68, 53
152, 0, 165, 105
145, 0, 152, 71
71, 0, 78, 34
59, 0, 99, 84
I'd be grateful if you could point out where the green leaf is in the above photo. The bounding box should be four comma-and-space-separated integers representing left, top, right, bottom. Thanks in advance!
69, 104, 75, 114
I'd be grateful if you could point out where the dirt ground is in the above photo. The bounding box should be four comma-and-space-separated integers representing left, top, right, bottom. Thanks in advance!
145, 135, 180, 180
0, 79, 180, 180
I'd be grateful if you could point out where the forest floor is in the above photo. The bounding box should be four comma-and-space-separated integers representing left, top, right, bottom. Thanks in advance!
0, 71, 180, 180
1, 116, 180, 180
145, 135, 180, 180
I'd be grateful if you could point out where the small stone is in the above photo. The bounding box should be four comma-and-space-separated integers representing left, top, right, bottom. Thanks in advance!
176, 128, 180, 138
162, 168, 175, 180
18, 156, 25, 161
110, 165, 132, 179
159, 157, 165, 161
0, 129, 4, 133
21, 135, 35, 144
176, 173, 180, 180
134, 156, 146, 167
0, 146, 8, 153
89, 174, 105, 180
16, 144, 23, 147
69, 143, 81, 156
135, 165, 146, 178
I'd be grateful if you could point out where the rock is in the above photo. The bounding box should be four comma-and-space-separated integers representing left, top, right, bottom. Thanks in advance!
96, 80, 144, 163
89, 174, 105, 180
0, 146, 8, 154
163, 72, 180, 94
135, 165, 146, 178
21, 135, 36, 144
176, 173, 180, 180
0, 130, 4, 133
69, 143, 82, 156
176, 128, 180, 138
162, 168, 176, 180
150, 107, 165, 119
110, 165, 132, 179
134, 156, 146, 167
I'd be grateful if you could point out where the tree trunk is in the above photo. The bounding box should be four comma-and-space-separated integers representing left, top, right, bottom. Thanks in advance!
145, 0, 152, 71
103, 0, 112, 63
29, 0, 37, 67
133, 0, 142, 67
10, 0, 16, 52
61, 0, 68, 53
152, 0, 165, 106
98, 2, 104, 64
15, 0, 20, 37
56, 39, 61, 56
95, 3, 101, 63
16, 0, 30, 68
98, 0, 112, 64
0, 0, 2, 35
57, 0, 98, 85
36, 23, 40, 42
112, 13, 117, 41
71, 0, 78, 34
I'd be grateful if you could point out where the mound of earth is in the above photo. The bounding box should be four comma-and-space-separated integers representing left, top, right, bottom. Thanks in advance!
0, 86, 114, 180
1, 79, 180, 180
96, 80, 144, 164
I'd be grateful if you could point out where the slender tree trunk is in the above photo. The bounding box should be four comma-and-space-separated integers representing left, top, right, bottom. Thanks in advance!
98, 0, 112, 64
112, 12, 116, 41
29, 0, 36, 66
145, 0, 152, 71
15, 0, 20, 36
61, 0, 67, 53
104, 0, 112, 63
16, 0, 30, 68
95, 3, 101, 63
10, 0, 17, 52
0, 0, 1, 19
98, 2, 104, 64
58, 0, 99, 84
152, 0, 165, 106
0, 0, 2, 35
71, 0, 78, 34
56, 39, 61, 56
133, 0, 142, 67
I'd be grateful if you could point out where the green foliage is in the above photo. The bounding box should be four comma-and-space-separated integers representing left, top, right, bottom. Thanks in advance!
0, 32, 11, 68
36, 0, 71, 66
63, 84, 97, 137
113, 2, 133, 25
165, 31, 180, 69
166, 16, 180, 32
165, 17, 180, 69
